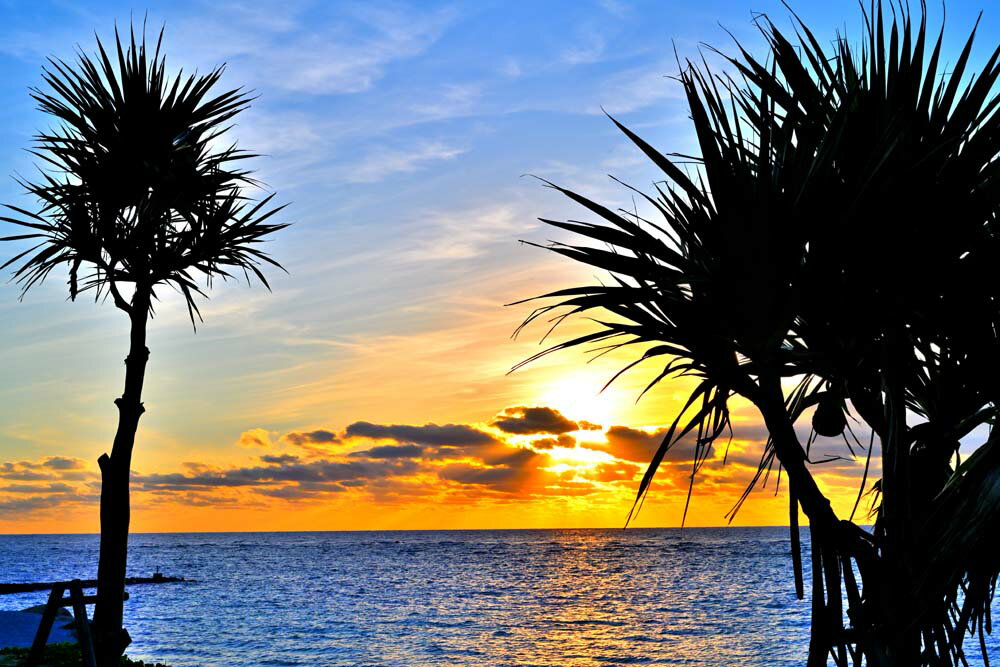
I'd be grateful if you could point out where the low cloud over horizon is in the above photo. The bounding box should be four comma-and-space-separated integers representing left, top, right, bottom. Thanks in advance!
0, 403, 880, 527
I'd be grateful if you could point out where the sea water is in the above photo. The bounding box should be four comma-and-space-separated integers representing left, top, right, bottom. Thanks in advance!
1, 528, 996, 666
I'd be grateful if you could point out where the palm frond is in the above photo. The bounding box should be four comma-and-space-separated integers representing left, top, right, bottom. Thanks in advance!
513, 2, 1000, 663
1, 24, 287, 324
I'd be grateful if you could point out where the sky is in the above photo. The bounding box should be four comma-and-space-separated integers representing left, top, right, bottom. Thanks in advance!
0, 0, 993, 533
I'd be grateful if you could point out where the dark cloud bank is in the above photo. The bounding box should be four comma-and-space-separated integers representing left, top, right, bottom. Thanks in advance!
0, 404, 879, 517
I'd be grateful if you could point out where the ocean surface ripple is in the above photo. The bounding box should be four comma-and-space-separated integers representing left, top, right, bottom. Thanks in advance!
1, 528, 997, 666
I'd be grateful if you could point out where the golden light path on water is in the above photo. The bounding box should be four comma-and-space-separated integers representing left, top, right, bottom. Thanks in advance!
0, 529, 835, 665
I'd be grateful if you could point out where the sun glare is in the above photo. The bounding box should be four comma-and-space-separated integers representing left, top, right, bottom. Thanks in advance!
545, 445, 616, 469
538, 370, 625, 430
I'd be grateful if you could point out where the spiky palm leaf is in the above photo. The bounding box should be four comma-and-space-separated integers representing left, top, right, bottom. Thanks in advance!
514, 2, 1000, 664
0, 25, 287, 321
0, 27, 288, 664
511, 58, 815, 504
745, 5, 1000, 663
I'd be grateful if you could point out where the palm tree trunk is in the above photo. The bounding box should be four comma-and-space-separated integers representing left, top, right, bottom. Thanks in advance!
93, 288, 150, 667
752, 376, 886, 663
879, 327, 923, 665
755, 376, 838, 530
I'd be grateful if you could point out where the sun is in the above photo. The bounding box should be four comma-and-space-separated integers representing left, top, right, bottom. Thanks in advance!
545, 445, 617, 470
538, 369, 627, 431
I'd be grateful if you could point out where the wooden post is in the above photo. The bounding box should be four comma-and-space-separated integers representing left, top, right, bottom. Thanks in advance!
26, 582, 65, 667
23, 579, 130, 667
69, 580, 98, 667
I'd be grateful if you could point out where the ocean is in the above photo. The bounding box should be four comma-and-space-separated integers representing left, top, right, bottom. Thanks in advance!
0, 528, 996, 666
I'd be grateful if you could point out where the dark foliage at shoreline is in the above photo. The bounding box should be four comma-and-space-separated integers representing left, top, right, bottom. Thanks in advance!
0, 644, 169, 667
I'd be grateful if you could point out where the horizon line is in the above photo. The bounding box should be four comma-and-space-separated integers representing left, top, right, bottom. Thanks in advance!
0, 524, 813, 536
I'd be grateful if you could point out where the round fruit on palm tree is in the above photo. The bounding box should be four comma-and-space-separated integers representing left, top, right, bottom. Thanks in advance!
513, 3, 1000, 665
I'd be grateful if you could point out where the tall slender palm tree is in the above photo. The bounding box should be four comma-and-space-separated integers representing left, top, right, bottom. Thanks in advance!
1, 27, 287, 665
513, 4, 1000, 665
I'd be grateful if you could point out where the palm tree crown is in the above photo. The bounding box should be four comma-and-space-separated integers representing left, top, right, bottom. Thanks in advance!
1, 26, 287, 321
0, 27, 288, 665
513, 4, 1000, 664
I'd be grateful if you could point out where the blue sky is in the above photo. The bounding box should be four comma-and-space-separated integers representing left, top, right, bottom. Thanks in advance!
0, 0, 998, 531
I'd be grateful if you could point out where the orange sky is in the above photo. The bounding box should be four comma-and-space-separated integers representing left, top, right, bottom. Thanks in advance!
0, 151, 882, 535
0, 1, 886, 534
0, 294, 879, 533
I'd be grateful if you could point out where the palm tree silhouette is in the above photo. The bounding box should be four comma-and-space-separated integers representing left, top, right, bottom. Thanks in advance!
1, 27, 287, 665
514, 4, 1000, 665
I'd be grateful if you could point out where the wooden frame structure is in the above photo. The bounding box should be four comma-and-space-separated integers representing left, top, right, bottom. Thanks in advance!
24, 579, 128, 667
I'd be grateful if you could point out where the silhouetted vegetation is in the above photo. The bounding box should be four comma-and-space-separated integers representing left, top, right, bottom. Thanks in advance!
0, 26, 286, 666
515, 3, 1000, 665
0, 644, 169, 667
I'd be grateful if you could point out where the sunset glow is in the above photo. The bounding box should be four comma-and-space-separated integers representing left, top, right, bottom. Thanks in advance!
0, 0, 927, 535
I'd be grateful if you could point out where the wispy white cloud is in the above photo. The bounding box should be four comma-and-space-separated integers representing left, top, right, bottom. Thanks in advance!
346, 140, 465, 183
560, 27, 607, 65
206, 0, 305, 33
597, 0, 631, 19
222, 112, 467, 192
173, 2, 456, 96
232, 109, 326, 157
499, 57, 522, 79
410, 83, 483, 119
400, 202, 534, 262
601, 142, 647, 170
591, 61, 682, 114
